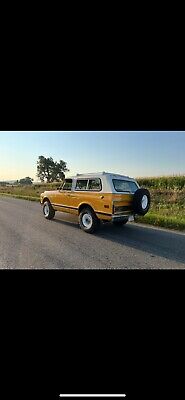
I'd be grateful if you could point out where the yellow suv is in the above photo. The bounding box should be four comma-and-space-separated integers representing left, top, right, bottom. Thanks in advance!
40, 172, 150, 233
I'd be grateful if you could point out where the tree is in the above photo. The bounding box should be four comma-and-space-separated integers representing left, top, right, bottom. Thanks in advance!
37, 156, 69, 182
19, 177, 33, 185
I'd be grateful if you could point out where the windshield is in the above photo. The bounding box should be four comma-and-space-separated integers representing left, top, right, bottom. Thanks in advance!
112, 179, 138, 193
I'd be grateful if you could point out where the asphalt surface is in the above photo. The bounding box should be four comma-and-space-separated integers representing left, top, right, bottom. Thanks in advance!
0, 196, 185, 269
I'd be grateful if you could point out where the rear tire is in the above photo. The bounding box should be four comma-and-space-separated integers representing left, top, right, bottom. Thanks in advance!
79, 207, 99, 233
113, 218, 128, 226
43, 201, 55, 220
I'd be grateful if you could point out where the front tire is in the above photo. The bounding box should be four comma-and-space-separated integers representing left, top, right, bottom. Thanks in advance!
43, 201, 55, 220
79, 207, 99, 233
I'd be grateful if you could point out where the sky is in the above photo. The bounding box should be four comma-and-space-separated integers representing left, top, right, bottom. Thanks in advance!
0, 131, 185, 181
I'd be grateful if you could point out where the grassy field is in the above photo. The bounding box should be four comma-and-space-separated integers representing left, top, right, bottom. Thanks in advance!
137, 175, 185, 190
0, 176, 185, 231
136, 176, 185, 231
0, 182, 59, 200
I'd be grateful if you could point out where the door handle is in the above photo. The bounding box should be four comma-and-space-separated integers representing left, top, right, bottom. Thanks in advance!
100, 195, 104, 199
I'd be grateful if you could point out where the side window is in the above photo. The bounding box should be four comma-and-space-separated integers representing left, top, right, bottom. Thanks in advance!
62, 179, 72, 191
88, 178, 102, 191
75, 179, 88, 190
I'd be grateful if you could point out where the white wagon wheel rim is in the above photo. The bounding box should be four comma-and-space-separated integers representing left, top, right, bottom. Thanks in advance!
44, 203, 50, 216
141, 195, 148, 210
82, 213, 93, 228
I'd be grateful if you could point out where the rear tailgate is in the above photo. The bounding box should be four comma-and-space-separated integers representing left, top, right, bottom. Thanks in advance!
112, 193, 134, 215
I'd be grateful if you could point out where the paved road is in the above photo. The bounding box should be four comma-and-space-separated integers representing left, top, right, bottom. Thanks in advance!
0, 196, 185, 269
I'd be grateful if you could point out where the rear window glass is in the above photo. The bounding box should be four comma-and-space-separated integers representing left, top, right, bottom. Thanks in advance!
88, 178, 101, 191
112, 179, 138, 193
62, 179, 72, 190
76, 179, 88, 190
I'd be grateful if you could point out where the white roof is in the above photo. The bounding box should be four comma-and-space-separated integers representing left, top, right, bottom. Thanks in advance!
67, 172, 135, 180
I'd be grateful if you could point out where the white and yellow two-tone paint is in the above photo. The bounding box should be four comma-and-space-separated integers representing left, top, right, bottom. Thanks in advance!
40, 172, 140, 223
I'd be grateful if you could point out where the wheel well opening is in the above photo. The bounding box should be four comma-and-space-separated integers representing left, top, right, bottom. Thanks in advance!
43, 197, 50, 204
78, 203, 94, 215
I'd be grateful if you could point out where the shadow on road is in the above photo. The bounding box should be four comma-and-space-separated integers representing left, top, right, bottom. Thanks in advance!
52, 218, 79, 229
53, 214, 185, 266
97, 222, 185, 265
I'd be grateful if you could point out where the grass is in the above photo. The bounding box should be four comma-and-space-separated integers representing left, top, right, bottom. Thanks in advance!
0, 182, 59, 198
135, 187, 185, 231
136, 212, 185, 231
0, 176, 185, 231
0, 193, 40, 202
0, 182, 59, 203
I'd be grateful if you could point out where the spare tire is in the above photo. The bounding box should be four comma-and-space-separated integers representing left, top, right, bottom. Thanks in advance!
133, 188, 150, 215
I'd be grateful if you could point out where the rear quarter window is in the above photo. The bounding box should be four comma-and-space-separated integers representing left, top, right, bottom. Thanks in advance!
75, 179, 88, 190
75, 178, 102, 191
88, 178, 102, 191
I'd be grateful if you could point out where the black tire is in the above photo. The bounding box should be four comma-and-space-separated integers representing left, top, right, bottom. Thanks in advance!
43, 201, 55, 220
113, 218, 128, 226
133, 188, 150, 215
79, 207, 99, 233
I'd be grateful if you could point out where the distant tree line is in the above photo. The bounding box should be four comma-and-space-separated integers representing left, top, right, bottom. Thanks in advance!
0, 181, 10, 186
0, 156, 69, 186
0, 177, 33, 185
19, 177, 33, 185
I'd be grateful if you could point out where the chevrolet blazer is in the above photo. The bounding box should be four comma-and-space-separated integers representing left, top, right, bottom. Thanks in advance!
40, 172, 150, 233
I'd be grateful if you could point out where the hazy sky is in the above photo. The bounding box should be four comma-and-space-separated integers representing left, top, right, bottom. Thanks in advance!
0, 131, 185, 181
